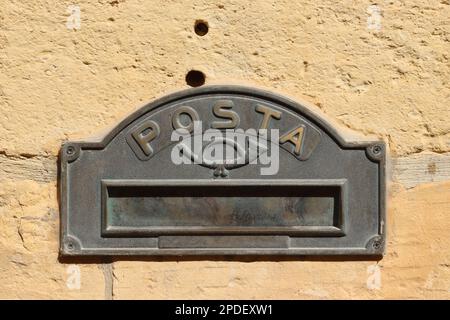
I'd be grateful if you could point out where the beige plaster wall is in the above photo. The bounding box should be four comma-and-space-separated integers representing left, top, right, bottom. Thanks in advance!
0, 0, 449, 299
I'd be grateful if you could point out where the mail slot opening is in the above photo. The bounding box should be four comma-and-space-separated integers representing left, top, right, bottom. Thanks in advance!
102, 180, 345, 237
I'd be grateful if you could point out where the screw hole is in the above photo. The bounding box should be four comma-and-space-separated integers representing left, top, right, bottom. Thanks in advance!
194, 20, 209, 36
67, 146, 75, 155
372, 241, 381, 250
372, 145, 382, 155
186, 70, 206, 87
67, 242, 74, 250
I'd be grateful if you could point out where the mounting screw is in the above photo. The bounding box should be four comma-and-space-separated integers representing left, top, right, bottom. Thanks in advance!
66, 241, 74, 251
66, 146, 75, 156
372, 240, 382, 250
372, 145, 382, 155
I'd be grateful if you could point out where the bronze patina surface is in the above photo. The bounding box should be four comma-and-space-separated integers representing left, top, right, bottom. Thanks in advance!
60, 85, 386, 256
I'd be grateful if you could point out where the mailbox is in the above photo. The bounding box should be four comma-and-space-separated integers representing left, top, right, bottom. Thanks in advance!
60, 86, 386, 256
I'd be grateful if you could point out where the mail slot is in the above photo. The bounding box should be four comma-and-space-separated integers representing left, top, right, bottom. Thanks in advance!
102, 180, 346, 237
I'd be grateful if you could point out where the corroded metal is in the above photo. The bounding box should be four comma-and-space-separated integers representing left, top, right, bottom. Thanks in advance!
59, 85, 386, 256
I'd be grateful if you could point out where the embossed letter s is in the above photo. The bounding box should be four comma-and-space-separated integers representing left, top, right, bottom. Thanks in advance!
211, 100, 240, 129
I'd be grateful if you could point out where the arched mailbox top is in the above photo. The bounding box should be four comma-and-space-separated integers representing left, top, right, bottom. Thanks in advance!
63, 86, 384, 156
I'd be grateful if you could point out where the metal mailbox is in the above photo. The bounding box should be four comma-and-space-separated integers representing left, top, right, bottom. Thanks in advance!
60, 85, 386, 256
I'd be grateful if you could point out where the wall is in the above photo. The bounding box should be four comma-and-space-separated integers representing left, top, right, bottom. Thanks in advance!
0, 0, 449, 299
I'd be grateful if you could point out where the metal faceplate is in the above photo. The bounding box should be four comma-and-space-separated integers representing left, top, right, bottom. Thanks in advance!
60, 86, 386, 256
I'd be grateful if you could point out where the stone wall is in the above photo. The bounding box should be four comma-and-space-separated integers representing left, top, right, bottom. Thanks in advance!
0, 0, 449, 299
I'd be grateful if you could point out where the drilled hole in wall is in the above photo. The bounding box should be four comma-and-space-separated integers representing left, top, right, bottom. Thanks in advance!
186, 70, 206, 87
194, 20, 209, 36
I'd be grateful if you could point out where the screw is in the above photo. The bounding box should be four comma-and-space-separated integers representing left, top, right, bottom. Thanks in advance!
66, 146, 75, 155
67, 242, 74, 250
372, 240, 382, 250
372, 145, 382, 155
